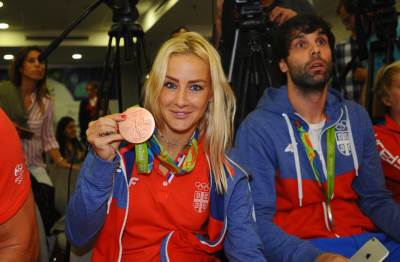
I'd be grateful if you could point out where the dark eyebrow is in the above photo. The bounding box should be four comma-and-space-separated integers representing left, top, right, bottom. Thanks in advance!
290, 31, 305, 42
165, 75, 207, 84
317, 31, 329, 38
165, 75, 179, 82
290, 29, 327, 43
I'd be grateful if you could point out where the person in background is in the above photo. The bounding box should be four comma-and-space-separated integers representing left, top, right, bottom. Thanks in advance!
334, 0, 367, 102
66, 32, 265, 261
235, 15, 400, 262
79, 80, 100, 144
56, 116, 86, 165
0, 46, 76, 236
374, 61, 400, 203
0, 108, 39, 261
215, 0, 315, 126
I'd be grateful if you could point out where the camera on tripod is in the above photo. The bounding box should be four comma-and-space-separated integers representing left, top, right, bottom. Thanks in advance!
355, 0, 398, 41
234, 0, 268, 30
105, 0, 139, 24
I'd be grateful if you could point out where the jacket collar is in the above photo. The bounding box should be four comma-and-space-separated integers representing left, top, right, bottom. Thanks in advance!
384, 115, 400, 133
260, 85, 344, 130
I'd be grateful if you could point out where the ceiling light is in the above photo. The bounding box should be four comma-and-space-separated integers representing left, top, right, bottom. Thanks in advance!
3, 54, 14, 60
0, 23, 9, 29
72, 53, 82, 60
0, 2, 3, 8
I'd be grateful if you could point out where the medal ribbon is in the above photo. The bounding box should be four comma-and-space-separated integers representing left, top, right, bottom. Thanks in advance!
135, 130, 198, 175
295, 121, 336, 228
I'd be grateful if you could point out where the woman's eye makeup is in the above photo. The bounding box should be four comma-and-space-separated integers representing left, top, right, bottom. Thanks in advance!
190, 84, 203, 91
164, 81, 177, 89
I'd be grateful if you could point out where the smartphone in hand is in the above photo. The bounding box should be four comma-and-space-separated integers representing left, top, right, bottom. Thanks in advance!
350, 237, 389, 262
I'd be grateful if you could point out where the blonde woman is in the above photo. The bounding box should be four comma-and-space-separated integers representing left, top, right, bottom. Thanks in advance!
66, 32, 265, 261
374, 61, 400, 203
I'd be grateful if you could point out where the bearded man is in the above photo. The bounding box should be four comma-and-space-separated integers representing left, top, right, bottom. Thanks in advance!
235, 15, 400, 262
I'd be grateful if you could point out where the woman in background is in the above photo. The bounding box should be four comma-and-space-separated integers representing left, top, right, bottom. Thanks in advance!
66, 32, 265, 261
56, 116, 86, 165
374, 60, 400, 203
0, 46, 76, 235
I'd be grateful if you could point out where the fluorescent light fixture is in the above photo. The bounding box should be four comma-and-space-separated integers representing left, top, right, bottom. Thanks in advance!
0, 23, 9, 29
0, 2, 4, 8
72, 53, 82, 60
3, 54, 14, 60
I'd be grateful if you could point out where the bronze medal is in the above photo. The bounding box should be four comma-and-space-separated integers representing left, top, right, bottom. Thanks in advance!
119, 107, 155, 144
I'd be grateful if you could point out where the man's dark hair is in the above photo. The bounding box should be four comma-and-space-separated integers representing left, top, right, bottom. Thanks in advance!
336, 0, 357, 15
276, 15, 335, 61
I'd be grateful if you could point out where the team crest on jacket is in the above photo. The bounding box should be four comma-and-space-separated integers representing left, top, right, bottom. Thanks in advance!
193, 182, 210, 213
335, 120, 352, 156
14, 163, 24, 185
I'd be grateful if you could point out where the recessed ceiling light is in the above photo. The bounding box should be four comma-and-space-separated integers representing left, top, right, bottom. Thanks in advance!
3, 54, 14, 60
0, 23, 9, 29
0, 2, 4, 8
72, 53, 82, 60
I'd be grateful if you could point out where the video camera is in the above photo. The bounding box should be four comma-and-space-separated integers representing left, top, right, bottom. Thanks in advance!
104, 0, 139, 23
234, 0, 267, 30
355, 0, 398, 41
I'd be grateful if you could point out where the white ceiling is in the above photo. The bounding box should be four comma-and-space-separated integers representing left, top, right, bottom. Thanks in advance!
0, 0, 213, 66
0, 0, 398, 67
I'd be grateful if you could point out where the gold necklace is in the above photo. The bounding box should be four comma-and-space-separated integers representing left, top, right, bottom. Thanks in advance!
156, 131, 191, 147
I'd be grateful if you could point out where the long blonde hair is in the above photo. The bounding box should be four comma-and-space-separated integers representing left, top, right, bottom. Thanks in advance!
143, 32, 236, 193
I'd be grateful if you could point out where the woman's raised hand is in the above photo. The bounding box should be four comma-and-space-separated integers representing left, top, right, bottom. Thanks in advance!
86, 113, 126, 161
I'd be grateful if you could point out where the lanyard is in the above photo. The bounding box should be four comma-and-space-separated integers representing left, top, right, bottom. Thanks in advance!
296, 122, 336, 229
135, 130, 198, 175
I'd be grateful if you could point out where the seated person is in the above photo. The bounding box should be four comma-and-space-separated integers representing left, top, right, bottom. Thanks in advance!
56, 116, 86, 165
0, 108, 39, 261
235, 15, 400, 262
374, 61, 400, 203
79, 81, 100, 144
65, 32, 265, 261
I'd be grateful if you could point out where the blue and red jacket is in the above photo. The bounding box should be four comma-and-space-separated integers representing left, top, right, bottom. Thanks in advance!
235, 86, 400, 262
65, 143, 266, 262
374, 115, 400, 203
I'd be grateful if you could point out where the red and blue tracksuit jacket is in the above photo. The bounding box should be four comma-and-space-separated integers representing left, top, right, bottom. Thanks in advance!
374, 115, 400, 203
235, 86, 400, 262
65, 144, 266, 262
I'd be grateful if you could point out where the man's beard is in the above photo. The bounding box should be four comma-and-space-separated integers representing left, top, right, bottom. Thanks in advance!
288, 59, 332, 94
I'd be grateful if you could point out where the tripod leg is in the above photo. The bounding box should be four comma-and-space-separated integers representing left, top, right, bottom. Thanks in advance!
97, 36, 114, 118
124, 29, 134, 61
366, 50, 376, 118
237, 56, 251, 126
139, 32, 150, 73
113, 37, 123, 113
228, 29, 240, 82
258, 47, 272, 88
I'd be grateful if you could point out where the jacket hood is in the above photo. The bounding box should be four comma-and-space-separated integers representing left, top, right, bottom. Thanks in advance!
257, 85, 344, 125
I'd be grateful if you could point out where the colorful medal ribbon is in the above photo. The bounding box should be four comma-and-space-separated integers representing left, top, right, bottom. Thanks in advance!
135, 130, 199, 175
295, 121, 336, 229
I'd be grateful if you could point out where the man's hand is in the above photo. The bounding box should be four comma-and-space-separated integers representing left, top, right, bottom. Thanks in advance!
315, 252, 349, 262
269, 6, 297, 26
